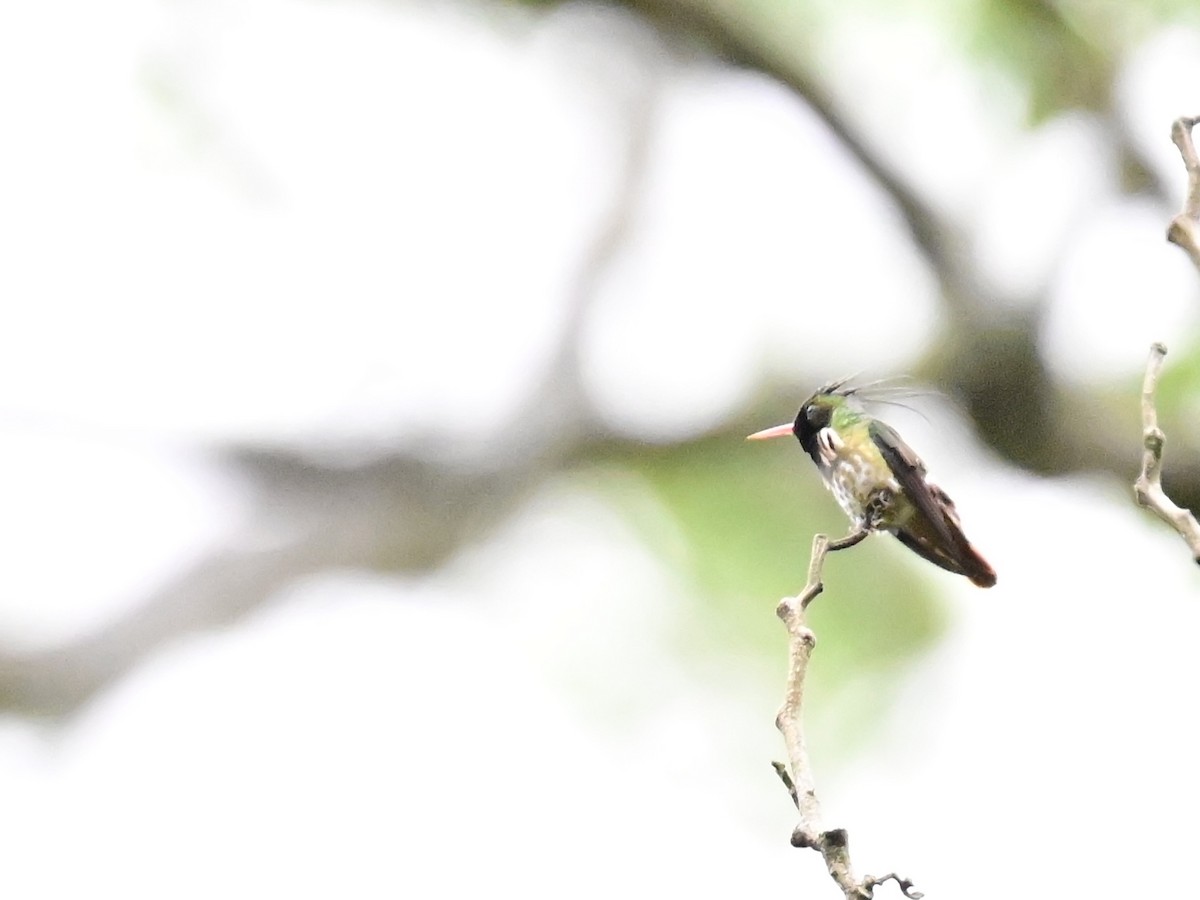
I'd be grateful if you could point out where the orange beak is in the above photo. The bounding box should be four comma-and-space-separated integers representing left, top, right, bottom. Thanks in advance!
745, 423, 794, 441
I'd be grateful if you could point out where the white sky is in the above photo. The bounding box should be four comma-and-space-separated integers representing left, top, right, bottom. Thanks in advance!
0, 1, 1198, 897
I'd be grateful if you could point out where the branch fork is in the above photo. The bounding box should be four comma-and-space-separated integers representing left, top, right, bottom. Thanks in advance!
1138, 116, 1200, 562
1133, 343, 1200, 561
773, 529, 922, 899
1166, 115, 1200, 269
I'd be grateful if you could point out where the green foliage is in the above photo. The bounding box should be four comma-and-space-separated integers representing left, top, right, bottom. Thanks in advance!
1154, 334, 1200, 430
962, 0, 1108, 121
597, 434, 949, 755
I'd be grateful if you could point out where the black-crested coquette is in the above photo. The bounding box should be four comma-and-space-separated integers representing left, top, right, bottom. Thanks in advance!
748, 380, 996, 588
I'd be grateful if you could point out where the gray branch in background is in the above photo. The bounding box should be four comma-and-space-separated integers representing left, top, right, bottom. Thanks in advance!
613, 0, 1155, 488
3, 10, 1196, 723
0, 21, 669, 720
0, 452, 542, 715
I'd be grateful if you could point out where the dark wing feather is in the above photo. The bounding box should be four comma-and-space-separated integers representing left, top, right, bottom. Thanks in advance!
894, 527, 972, 577
868, 420, 957, 549
869, 420, 997, 587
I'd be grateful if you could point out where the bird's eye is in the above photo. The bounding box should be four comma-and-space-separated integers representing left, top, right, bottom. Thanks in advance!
806, 406, 825, 426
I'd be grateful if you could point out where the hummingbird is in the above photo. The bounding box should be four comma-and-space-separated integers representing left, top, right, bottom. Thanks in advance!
748, 379, 996, 588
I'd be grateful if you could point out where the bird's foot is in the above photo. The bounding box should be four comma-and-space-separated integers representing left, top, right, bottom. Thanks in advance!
863, 488, 894, 530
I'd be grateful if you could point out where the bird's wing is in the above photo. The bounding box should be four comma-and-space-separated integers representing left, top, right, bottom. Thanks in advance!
867, 419, 957, 548
869, 419, 996, 587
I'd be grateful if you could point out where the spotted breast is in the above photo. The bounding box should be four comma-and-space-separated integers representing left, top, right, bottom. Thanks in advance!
815, 426, 902, 527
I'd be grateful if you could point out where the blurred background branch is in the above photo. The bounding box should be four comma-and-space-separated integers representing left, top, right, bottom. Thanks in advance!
3, 2, 1200, 894
4, 0, 1198, 718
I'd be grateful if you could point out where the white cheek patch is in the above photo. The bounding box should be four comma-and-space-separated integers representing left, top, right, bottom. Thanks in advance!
817, 427, 842, 464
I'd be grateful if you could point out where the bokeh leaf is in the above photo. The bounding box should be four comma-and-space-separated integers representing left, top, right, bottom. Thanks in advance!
597, 433, 949, 756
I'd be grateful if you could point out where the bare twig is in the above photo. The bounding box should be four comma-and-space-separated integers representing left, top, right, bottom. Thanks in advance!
1167, 116, 1200, 271
863, 873, 924, 899
1141, 116, 1200, 562
1133, 343, 1200, 562
771, 760, 799, 808
773, 528, 919, 899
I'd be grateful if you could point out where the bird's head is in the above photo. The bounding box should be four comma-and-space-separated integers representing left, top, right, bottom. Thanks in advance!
746, 378, 854, 458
